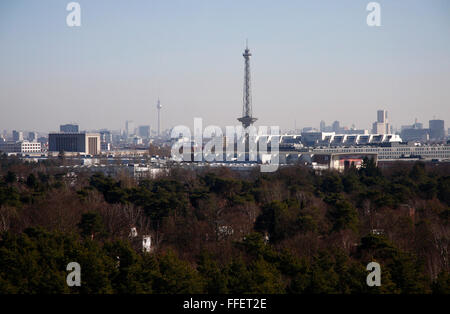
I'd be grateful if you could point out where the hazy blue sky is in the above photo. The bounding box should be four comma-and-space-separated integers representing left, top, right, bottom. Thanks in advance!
0, 0, 449, 133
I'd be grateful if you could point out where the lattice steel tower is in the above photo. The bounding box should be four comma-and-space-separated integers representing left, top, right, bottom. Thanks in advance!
238, 42, 257, 128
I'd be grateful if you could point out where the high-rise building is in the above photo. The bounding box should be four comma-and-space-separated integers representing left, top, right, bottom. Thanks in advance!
332, 121, 340, 133
125, 120, 135, 137
60, 124, 79, 133
99, 130, 112, 143
372, 122, 389, 134
377, 110, 387, 123
12, 130, 23, 141
320, 120, 326, 132
99, 130, 112, 151
372, 109, 390, 134
319, 121, 333, 132
429, 119, 445, 140
138, 125, 151, 139
28, 132, 38, 142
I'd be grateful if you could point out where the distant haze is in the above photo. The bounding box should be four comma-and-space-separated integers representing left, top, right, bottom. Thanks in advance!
0, 0, 449, 133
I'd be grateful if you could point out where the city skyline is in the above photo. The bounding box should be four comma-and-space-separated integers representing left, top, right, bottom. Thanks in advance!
1, 113, 446, 135
1, 0, 449, 132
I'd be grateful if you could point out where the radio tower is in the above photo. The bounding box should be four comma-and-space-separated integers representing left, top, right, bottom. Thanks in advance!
238, 41, 257, 129
156, 98, 162, 136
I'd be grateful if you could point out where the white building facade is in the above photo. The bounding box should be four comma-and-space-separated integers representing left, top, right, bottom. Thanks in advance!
0, 141, 42, 153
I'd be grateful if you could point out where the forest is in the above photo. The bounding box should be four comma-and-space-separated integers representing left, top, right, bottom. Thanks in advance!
0, 154, 449, 294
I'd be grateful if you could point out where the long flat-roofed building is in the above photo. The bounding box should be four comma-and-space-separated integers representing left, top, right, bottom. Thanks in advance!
299, 132, 401, 147
279, 144, 450, 163
0, 141, 41, 154
48, 132, 100, 155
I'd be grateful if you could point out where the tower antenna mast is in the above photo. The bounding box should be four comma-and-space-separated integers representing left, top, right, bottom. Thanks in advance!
156, 98, 162, 136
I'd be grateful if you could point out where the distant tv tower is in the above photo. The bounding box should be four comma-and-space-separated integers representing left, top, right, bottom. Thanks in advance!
156, 98, 162, 136
238, 40, 257, 129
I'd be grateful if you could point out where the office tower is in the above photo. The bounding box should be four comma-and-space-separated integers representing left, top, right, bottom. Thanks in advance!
125, 120, 135, 137
377, 110, 387, 123
12, 130, 23, 141
372, 109, 390, 134
332, 121, 340, 133
429, 119, 445, 140
99, 130, 112, 142
138, 125, 151, 139
320, 120, 326, 132
28, 132, 38, 142
60, 124, 79, 133
237, 42, 257, 128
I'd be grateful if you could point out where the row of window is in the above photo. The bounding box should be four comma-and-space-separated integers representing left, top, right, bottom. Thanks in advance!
313, 147, 450, 157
